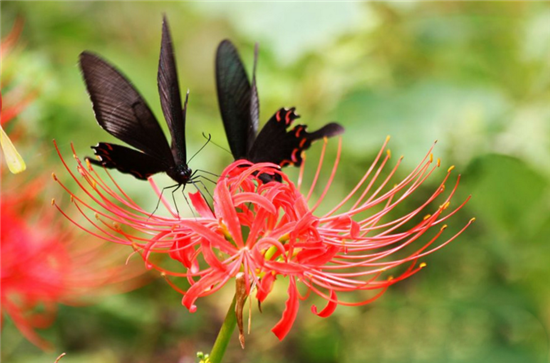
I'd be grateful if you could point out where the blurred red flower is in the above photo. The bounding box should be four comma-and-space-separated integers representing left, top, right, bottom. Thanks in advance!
0, 20, 145, 350
54, 136, 473, 341
1, 172, 146, 350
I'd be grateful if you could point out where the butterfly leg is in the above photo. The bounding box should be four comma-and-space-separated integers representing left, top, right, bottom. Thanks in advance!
149, 183, 181, 219
190, 178, 214, 207
178, 183, 198, 220
170, 184, 182, 217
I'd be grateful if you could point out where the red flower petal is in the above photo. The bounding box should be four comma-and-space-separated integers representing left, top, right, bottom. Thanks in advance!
233, 192, 277, 215
256, 271, 276, 302
311, 290, 337, 317
182, 270, 230, 312
214, 178, 244, 247
271, 278, 299, 340
189, 191, 214, 219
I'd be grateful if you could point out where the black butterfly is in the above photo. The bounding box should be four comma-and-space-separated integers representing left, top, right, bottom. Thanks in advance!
81, 16, 193, 185
215, 40, 344, 169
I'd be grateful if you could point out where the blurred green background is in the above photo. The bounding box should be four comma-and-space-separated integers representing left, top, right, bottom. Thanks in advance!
2, 2, 549, 363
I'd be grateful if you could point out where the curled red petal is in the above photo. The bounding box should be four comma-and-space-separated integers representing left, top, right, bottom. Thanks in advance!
201, 238, 228, 272
271, 278, 299, 340
292, 212, 319, 237
189, 191, 214, 219
169, 235, 197, 271
296, 243, 339, 266
182, 271, 229, 312
256, 271, 276, 302
311, 290, 338, 318
180, 220, 236, 254
233, 192, 277, 215
214, 178, 243, 246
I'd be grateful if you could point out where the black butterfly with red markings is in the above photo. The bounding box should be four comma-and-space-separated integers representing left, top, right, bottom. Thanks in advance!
215, 40, 344, 169
81, 16, 194, 185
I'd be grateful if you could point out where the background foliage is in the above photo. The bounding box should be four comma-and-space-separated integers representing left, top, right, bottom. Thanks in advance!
2, 2, 549, 363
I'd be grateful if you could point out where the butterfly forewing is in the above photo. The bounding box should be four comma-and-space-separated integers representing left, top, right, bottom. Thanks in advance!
79, 52, 173, 164
216, 40, 258, 160
250, 43, 260, 147
158, 16, 187, 167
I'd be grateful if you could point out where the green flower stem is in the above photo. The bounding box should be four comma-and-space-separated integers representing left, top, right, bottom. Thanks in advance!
209, 295, 237, 363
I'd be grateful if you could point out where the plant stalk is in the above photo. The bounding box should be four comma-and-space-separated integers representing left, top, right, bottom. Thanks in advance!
208, 296, 237, 363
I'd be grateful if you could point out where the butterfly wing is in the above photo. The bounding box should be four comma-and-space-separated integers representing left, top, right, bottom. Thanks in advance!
215, 40, 259, 160
79, 51, 174, 165
158, 16, 187, 167
88, 143, 171, 180
247, 108, 345, 166
250, 44, 260, 141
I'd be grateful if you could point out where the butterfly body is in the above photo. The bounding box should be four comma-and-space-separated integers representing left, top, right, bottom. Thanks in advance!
81, 16, 193, 186
167, 164, 193, 185
215, 40, 344, 170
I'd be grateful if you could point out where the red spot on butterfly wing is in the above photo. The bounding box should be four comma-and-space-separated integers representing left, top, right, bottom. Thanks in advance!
285, 110, 292, 125
130, 170, 144, 179
291, 148, 300, 163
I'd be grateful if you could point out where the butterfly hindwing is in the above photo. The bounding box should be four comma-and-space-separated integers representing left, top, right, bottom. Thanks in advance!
88, 143, 171, 180
79, 52, 174, 165
216, 40, 345, 170
248, 108, 345, 166
158, 16, 187, 167
216, 40, 258, 160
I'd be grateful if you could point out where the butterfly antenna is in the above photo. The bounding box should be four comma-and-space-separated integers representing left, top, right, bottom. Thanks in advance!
202, 132, 231, 155
183, 89, 190, 112
187, 133, 212, 164
252, 43, 259, 83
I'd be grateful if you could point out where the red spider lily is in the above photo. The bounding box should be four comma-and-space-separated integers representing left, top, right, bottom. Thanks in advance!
1, 174, 147, 350
53, 136, 473, 342
0, 20, 145, 349
1, 204, 68, 350
1, 172, 146, 350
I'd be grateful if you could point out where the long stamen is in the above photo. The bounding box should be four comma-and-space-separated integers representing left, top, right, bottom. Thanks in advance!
52, 136, 472, 343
